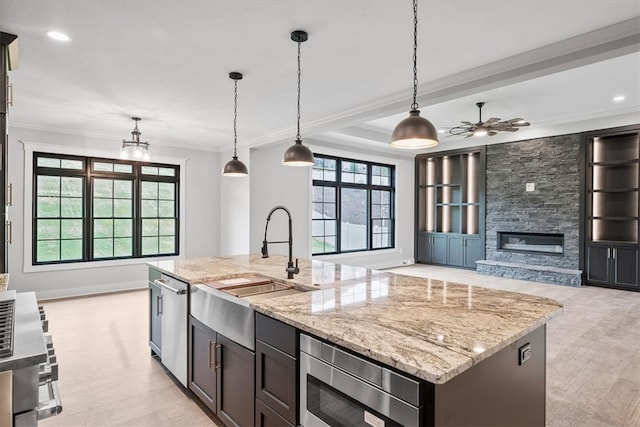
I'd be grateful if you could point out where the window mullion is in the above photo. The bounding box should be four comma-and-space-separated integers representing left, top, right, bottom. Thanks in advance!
85, 163, 92, 262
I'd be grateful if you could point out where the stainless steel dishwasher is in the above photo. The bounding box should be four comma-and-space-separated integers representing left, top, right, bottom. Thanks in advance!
154, 275, 188, 387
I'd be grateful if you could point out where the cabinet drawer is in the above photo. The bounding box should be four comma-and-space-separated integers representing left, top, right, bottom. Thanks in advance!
256, 398, 295, 427
256, 313, 296, 357
255, 340, 297, 425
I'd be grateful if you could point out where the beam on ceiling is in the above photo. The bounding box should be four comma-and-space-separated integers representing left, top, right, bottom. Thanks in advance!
249, 17, 640, 149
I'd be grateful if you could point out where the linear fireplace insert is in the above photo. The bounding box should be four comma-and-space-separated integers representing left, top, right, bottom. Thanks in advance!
498, 232, 564, 256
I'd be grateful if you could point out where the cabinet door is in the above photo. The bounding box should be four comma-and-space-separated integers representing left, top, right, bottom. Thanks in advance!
432, 235, 448, 264
149, 282, 162, 356
256, 340, 297, 424
416, 233, 432, 263
217, 334, 255, 427
586, 246, 611, 285
256, 398, 295, 427
188, 316, 217, 413
612, 247, 639, 288
464, 237, 483, 269
447, 236, 464, 267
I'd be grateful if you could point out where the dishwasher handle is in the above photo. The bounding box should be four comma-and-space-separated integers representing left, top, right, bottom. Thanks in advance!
154, 279, 186, 295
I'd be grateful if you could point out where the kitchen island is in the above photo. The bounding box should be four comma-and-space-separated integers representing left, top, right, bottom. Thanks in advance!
148, 255, 562, 426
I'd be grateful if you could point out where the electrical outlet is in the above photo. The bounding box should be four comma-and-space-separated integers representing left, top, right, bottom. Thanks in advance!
525, 183, 535, 192
519, 343, 531, 365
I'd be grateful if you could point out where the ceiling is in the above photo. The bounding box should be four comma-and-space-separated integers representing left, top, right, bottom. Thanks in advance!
1, 1, 639, 158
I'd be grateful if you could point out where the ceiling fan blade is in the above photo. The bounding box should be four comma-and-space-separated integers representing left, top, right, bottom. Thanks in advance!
464, 133, 474, 139
484, 117, 500, 124
489, 122, 510, 130
506, 118, 531, 126
460, 121, 475, 126
487, 131, 498, 136
501, 127, 520, 132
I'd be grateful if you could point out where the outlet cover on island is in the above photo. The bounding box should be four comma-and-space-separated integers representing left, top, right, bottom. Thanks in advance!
526, 183, 535, 192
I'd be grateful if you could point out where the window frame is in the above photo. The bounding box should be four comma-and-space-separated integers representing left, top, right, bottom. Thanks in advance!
312, 154, 395, 255
32, 152, 180, 266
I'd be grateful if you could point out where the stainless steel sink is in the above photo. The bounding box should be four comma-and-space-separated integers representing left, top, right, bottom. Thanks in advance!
223, 282, 293, 297
191, 277, 304, 352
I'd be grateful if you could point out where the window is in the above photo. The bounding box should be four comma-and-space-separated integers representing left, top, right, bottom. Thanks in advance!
312, 154, 394, 255
33, 153, 179, 265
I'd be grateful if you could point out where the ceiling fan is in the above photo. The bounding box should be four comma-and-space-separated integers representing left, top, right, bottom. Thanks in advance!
449, 102, 530, 138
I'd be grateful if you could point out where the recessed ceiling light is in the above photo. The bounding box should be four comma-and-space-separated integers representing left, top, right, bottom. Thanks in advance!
46, 31, 71, 42
613, 95, 626, 102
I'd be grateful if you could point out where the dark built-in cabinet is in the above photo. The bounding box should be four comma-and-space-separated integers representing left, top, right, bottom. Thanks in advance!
1, 32, 18, 273
188, 315, 255, 426
585, 126, 640, 291
416, 148, 486, 269
255, 313, 298, 427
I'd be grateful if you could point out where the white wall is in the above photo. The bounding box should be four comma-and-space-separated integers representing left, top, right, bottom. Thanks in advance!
7, 126, 220, 299
220, 146, 251, 255
249, 139, 415, 270
250, 142, 311, 259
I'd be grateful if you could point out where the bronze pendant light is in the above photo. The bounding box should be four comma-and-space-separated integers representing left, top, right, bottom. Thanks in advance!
390, 0, 438, 149
282, 30, 314, 166
222, 71, 249, 177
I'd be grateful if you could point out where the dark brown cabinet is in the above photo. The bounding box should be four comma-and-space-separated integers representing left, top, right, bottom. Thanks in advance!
255, 313, 298, 427
217, 334, 255, 427
1, 32, 18, 274
188, 316, 255, 426
188, 315, 217, 412
584, 127, 640, 291
256, 398, 294, 427
416, 148, 485, 269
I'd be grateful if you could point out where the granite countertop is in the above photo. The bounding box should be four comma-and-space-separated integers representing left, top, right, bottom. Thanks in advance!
0, 274, 8, 292
148, 255, 563, 384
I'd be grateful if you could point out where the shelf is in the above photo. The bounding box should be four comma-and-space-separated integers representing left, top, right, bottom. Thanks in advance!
589, 240, 639, 246
590, 216, 638, 221
590, 159, 640, 166
590, 188, 639, 193
435, 183, 461, 188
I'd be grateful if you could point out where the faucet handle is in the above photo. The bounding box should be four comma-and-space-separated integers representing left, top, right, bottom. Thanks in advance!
261, 240, 269, 258
294, 258, 300, 274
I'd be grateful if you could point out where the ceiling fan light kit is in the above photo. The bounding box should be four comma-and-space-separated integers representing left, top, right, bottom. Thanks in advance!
449, 101, 531, 138
390, 0, 439, 149
222, 71, 249, 177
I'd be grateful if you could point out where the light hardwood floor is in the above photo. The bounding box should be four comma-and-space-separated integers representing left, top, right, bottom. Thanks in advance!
39, 265, 640, 427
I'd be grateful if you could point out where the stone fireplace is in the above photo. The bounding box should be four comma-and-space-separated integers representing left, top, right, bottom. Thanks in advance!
476, 134, 583, 286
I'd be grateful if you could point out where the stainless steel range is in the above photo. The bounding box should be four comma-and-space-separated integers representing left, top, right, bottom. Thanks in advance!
0, 291, 62, 426
0, 295, 15, 358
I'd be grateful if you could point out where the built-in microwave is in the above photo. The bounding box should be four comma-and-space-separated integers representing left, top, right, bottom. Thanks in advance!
299, 333, 423, 427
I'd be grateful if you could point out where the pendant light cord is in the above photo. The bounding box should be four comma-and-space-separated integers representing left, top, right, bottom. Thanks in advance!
233, 79, 238, 157
296, 40, 302, 142
411, 0, 419, 111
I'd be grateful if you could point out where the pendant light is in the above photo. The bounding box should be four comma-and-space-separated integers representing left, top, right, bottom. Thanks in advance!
222, 71, 249, 177
282, 30, 314, 166
120, 117, 150, 160
390, 0, 438, 149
